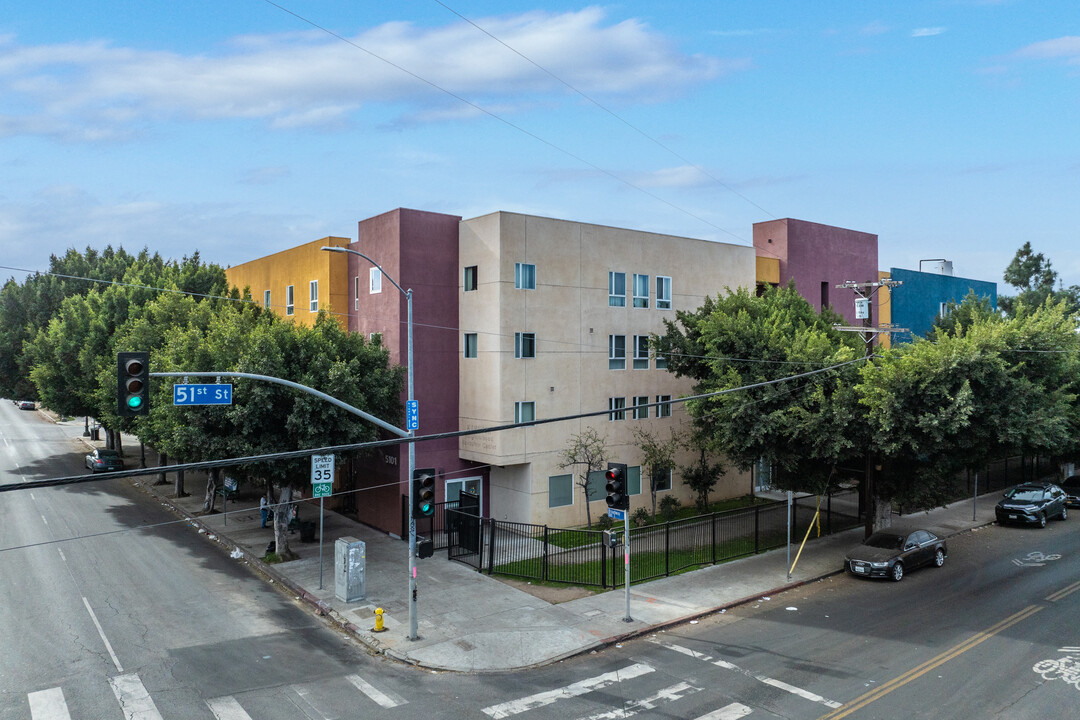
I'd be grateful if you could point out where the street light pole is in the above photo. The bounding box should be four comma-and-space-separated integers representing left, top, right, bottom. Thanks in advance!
322, 245, 419, 641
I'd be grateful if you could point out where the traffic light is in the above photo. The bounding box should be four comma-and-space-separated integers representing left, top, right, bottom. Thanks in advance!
117, 351, 150, 417
605, 462, 629, 510
412, 468, 436, 518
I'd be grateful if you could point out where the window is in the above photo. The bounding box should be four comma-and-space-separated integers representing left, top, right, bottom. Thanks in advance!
515, 262, 536, 289
464, 265, 478, 292
515, 332, 535, 359
656, 394, 672, 418
586, 470, 606, 502
656, 276, 672, 310
651, 467, 672, 492
354, 276, 359, 310
263, 290, 271, 309
608, 335, 626, 370
609, 397, 626, 421
633, 273, 649, 308
654, 351, 668, 370
820, 281, 829, 310
608, 271, 626, 307
515, 401, 535, 424
627, 465, 643, 495
633, 396, 649, 420
370, 267, 382, 294
369, 332, 382, 344
285, 285, 294, 315
939, 301, 950, 318
309, 280, 318, 312
463, 333, 477, 358
548, 474, 574, 508
633, 335, 649, 370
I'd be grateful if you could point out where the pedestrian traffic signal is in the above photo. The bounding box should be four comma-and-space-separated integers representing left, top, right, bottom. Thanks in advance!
412, 468, 436, 518
117, 351, 150, 417
605, 462, 629, 510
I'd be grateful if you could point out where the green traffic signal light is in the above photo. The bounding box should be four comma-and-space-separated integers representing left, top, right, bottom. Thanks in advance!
117, 351, 150, 417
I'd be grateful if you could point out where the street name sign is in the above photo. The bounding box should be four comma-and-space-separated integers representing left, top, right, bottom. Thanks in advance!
406, 399, 419, 431
607, 508, 626, 520
173, 383, 233, 406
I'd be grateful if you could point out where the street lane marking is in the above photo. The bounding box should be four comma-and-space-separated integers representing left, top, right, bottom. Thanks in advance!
652, 640, 841, 709
818, 604, 1044, 719
28, 687, 71, 720
577, 681, 700, 719
481, 663, 655, 718
109, 673, 164, 720
83, 596, 124, 672
206, 696, 254, 720
347, 674, 407, 708
1046, 580, 1080, 602
694, 703, 754, 720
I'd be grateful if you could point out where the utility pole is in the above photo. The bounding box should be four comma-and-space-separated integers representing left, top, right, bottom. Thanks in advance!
834, 279, 905, 538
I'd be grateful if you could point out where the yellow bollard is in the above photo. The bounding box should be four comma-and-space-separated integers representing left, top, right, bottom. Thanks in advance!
372, 607, 387, 633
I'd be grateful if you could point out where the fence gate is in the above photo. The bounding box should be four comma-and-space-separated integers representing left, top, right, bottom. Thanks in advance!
447, 491, 487, 570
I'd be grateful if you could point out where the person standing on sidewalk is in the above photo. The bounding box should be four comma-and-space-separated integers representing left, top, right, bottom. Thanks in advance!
260, 496, 269, 528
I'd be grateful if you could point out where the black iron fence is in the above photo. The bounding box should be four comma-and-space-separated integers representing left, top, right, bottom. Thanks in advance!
444, 490, 861, 589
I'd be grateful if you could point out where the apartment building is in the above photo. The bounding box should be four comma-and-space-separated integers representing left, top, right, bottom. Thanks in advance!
458, 212, 756, 527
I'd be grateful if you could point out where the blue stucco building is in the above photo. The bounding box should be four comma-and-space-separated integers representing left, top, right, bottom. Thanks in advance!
887, 264, 997, 343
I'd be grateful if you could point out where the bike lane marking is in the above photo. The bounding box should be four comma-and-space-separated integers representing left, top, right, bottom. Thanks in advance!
817, 604, 1044, 720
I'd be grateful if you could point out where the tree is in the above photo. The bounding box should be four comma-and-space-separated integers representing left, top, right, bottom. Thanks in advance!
557, 428, 608, 529
678, 430, 726, 513
653, 282, 865, 495
999, 242, 1080, 317
632, 425, 680, 517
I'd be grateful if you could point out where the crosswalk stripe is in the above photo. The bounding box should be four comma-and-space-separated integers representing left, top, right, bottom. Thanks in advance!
109, 674, 164, 720
694, 703, 753, 720
578, 681, 701, 719
346, 675, 406, 708
652, 640, 841, 709
28, 687, 71, 720
481, 663, 655, 719
206, 696, 254, 720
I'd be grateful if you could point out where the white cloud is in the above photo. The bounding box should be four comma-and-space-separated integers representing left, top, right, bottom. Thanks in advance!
634, 165, 713, 189
1014, 35, 1080, 63
0, 8, 734, 141
911, 27, 947, 38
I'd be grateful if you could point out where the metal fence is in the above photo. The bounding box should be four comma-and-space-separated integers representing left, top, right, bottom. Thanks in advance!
444, 490, 861, 589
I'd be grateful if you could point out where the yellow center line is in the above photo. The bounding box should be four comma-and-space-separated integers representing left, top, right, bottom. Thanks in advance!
818, 605, 1044, 720
1045, 580, 1080, 603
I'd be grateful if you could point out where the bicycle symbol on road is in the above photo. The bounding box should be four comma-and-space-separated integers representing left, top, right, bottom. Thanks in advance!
1033, 649, 1080, 691
1013, 551, 1062, 567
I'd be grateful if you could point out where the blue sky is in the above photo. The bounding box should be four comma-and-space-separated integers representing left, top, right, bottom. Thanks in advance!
2, 1, 1077, 293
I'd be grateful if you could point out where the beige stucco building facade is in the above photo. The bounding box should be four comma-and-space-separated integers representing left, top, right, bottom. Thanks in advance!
458, 212, 757, 527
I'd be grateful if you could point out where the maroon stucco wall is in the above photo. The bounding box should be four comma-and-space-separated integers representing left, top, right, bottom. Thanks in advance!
753, 218, 878, 325
347, 209, 487, 533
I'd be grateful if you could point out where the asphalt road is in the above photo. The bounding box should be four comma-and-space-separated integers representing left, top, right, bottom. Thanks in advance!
4, 401, 1079, 719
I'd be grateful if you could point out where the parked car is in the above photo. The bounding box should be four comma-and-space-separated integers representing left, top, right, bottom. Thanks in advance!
1061, 476, 1080, 509
85, 448, 124, 473
995, 482, 1068, 527
17, 400, 35, 410
844, 529, 947, 582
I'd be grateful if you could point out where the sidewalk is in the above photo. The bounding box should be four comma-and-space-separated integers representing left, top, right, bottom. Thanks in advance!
59, 414, 998, 673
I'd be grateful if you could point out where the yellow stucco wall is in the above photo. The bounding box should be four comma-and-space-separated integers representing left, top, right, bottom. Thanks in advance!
878, 270, 892, 349
225, 237, 351, 330
756, 256, 780, 285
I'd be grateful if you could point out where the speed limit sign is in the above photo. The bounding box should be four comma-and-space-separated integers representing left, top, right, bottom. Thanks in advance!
311, 455, 334, 484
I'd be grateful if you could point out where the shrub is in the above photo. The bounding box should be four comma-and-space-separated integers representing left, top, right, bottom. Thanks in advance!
632, 507, 651, 527
659, 495, 681, 521
595, 514, 614, 530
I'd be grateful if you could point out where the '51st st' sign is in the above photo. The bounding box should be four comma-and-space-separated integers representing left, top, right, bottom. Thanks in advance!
173, 383, 233, 405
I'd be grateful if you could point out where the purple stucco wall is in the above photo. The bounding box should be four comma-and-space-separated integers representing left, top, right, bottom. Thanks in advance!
754, 218, 878, 325
349, 209, 487, 532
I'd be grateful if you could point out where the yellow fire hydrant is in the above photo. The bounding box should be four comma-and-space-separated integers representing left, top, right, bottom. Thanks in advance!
372, 607, 387, 633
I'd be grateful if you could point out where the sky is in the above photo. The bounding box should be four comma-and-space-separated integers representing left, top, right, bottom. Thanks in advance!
1, 1, 1078, 294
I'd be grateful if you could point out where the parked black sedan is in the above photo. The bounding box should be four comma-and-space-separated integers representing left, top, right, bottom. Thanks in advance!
85, 448, 124, 473
845, 529, 947, 582
995, 482, 1068, 527
1060, 476, 1080, 509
